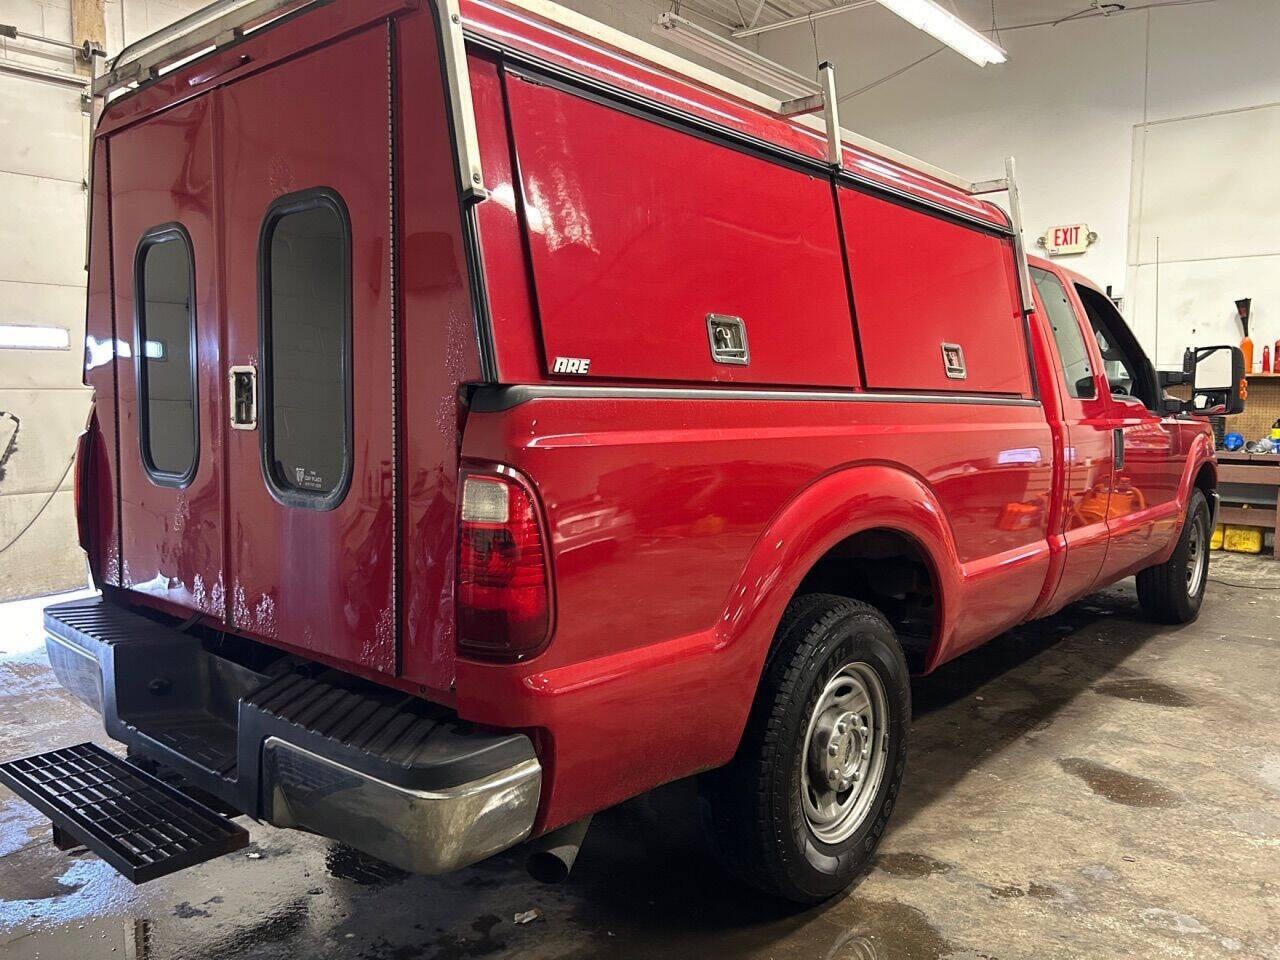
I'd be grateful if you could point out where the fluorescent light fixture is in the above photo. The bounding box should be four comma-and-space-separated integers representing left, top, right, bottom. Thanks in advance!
873, 0, 1007, 65
0, 324, 70, 350
654, 12, 819, 99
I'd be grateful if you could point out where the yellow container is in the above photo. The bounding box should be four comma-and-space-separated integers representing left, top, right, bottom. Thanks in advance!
1223, 524, 1263, 554
1210, 523, 1224, 550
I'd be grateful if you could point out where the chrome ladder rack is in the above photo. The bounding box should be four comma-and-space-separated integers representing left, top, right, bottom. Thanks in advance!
89, 0, 1034, 310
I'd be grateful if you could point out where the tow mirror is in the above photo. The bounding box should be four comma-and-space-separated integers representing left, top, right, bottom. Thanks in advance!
1169, 344, 1246, 416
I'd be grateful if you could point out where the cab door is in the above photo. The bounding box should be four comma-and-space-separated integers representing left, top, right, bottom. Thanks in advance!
1030, 265, 1115, 612
219, 26, 397, 675
1073, 282, 1185, 580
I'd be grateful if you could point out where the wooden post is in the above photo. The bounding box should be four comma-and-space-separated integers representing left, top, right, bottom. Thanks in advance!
71, 0, 106, 76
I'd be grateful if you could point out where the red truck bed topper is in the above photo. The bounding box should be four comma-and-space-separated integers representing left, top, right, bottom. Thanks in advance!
90, 0, 1018, 237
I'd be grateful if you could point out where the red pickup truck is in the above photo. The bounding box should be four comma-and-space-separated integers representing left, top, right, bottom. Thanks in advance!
4, 0, 1245, 904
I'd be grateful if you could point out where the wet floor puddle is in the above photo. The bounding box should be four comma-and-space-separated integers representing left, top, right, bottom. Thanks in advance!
1093, 677, 1195, 708
1058, 758, 1180, 808
824, 898, 956, 960
873, 852, 954, 880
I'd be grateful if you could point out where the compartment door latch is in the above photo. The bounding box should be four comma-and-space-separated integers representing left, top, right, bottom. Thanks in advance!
707, 314, 750, 366
229, 365, 258, 431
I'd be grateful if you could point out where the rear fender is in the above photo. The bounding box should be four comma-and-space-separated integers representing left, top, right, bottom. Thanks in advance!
457, 462, 963, 831
716, 463, 961, 721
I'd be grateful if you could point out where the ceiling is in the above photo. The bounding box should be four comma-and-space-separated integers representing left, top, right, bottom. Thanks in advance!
675, 0, 855, 33
674, 0, 1140, 36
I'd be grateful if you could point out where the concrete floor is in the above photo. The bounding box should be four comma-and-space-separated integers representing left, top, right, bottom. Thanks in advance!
2, 557, 1278, 960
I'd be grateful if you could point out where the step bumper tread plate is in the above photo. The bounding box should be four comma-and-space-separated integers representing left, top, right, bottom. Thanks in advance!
0, 742, 249, 884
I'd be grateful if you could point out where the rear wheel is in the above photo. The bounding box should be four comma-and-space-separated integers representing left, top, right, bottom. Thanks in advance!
699, 595, 910, 903
1136, 488, 1211, 624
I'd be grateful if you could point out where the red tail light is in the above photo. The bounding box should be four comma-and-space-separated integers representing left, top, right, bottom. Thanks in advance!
73, 421, 93, 553
457, 468, 551, 661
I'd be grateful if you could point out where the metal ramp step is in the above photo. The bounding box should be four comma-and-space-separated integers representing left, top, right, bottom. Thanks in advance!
0, 742, 249, 884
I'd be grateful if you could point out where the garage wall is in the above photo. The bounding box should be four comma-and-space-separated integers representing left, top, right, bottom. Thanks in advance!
757, 0, 1280, 367
1127, 102, 1280, 369
0, 0, 207, 601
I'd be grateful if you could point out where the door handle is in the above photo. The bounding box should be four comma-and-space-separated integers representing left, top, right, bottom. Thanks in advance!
1112, 427, 1125, 470
229, 365, 257, 431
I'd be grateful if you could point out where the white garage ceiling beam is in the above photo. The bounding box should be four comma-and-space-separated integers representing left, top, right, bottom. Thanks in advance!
732, 0, 876, 38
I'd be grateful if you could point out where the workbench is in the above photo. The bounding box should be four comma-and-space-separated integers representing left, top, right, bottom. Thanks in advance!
1216, 451, 1280, 557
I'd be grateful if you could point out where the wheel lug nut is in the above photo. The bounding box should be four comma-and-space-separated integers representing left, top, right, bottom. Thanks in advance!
828, 743, 838, 757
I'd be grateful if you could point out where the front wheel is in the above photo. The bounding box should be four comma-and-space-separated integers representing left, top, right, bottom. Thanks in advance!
1136, 488, 1211, 624
699, 595, 910, 903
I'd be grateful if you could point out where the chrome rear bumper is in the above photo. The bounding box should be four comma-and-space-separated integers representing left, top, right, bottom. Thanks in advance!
43, 595, 541, 876
262, 737, 541, 874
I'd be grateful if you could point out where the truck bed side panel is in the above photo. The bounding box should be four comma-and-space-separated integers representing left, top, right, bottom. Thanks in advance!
458, 395, 1053, 828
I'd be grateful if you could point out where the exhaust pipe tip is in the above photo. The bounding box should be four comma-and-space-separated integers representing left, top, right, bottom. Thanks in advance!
525, 816, 591, 884
526, 849, 574, 884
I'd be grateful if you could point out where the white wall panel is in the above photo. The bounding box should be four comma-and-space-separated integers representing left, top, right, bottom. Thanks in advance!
0, 280, 86, 388
1126, 256, 1280, 372
1126, 102, 1280, 369
0, 388, 92, 498
0, 491, 83, 602
0, 170, 86, 287
1130, 103, 1280, 267
0, 74, 83, 182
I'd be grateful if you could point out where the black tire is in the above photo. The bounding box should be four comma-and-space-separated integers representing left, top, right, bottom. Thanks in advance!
1136, 488, 1211, 624
699, 594, 911, 903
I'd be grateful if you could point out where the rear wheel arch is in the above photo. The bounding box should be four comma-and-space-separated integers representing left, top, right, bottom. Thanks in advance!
725, 464, 961, 692
788, 527, 942, 675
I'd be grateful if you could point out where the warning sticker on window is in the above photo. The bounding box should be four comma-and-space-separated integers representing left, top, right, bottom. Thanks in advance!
293, 466, 325, 490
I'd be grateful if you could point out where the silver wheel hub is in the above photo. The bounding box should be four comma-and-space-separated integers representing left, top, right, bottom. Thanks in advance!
801, 663, 889, 845
1187, 513, 1207, 597
812, 709, 869, 792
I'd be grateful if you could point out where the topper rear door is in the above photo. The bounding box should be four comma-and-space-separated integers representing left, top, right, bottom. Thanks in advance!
219, 26, 397, 675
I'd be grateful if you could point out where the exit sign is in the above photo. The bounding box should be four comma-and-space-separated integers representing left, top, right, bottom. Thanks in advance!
1038, 223, 1096, 256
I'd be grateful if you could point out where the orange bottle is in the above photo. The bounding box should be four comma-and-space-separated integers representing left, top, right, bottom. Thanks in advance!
1237, 299, 1253, 372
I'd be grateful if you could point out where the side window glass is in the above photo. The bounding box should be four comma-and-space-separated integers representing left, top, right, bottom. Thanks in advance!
1074, 283, 1157, 410
1090, 325, 1137, 397
259, 189, 351, 509
1031, 267, 1095, 399
135, 225, 198, 485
